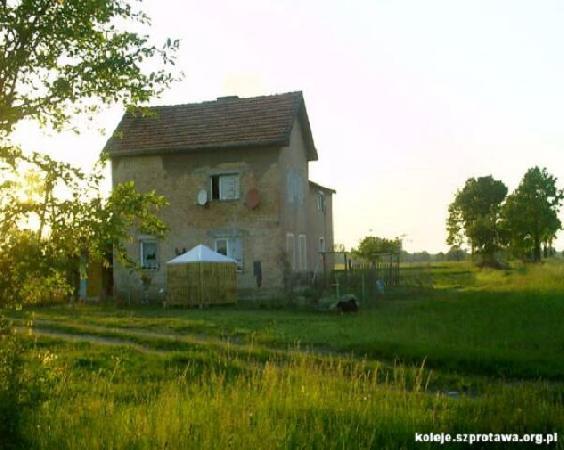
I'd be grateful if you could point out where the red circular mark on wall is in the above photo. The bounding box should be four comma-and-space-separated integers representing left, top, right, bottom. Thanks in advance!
246, 188, 260, 209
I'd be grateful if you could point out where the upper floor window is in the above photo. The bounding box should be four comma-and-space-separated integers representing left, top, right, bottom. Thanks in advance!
140, 239, 159, 269
211, 173, 239, 201
287, 170, 304, 205
316, 192, 326, 212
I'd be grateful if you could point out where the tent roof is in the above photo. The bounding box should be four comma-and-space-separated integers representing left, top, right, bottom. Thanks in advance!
166, 244, 237, 264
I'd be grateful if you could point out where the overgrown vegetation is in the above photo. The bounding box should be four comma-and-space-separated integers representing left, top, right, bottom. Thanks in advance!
0, 2, 179, 448
16, 344, 564, 450
3, 262, 563, 448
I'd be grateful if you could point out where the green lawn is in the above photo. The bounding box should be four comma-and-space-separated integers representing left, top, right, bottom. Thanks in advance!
4, 260, 564, 449
12, 261, 564, 379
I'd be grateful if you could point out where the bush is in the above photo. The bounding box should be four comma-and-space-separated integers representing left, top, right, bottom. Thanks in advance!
0, 317, 27, 449
0, 316, 54, 449
0, 230, 73, 307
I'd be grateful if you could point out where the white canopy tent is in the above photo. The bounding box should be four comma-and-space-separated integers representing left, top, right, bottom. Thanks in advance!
167, 244, 237, 265
166, 245, 237, 306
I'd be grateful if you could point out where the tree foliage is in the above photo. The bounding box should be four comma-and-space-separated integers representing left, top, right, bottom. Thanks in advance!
446, 176, 507, 265
501, 167, 563, 261
0, 0, 179, 138
0, 0, 179, 305
0, 150, 168, 305
0, 2, 176, 447
354, 236, 401, 263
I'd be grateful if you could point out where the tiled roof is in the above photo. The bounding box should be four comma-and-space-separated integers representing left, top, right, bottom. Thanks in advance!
104, 91, 318, 160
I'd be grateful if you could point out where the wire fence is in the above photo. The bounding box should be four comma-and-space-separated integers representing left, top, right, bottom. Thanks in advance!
282, 252, 439, 305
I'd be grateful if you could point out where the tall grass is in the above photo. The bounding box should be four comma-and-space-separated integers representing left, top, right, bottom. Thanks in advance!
474, 261, 564, 293
4, 261, 564, 448
23, 348, 564, 450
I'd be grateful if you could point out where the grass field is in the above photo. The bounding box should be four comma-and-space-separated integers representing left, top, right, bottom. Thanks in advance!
4, 261, 564, 449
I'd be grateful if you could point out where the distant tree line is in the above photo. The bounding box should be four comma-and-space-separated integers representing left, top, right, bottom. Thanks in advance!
350, 237, 470, 265
446, 167, 562, 266
401, 246, 470, 263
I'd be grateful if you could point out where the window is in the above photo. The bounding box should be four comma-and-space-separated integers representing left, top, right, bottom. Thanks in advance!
211, 173, 239, 200
287, 171, 304, 205
215, 238, 228, 256
215, 237, 243, 270
286, 233, 296, 270
140, 240, 158, 269
298, 234, 307, 271
319, 237, 326, 253
316, 192, 326, 212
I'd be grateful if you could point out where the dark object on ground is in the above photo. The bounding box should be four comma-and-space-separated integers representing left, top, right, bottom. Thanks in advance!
332, 294, 359, 313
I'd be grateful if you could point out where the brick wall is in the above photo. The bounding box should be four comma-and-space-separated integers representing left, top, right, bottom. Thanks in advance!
112, 146, 288, 302
110, 119, 334, 302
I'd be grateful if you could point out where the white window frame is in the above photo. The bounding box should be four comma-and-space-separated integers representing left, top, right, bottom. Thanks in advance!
317, 192, 326, 212
140, 239, 159, 270
319, 236, 326, 253
298, 234, 307, 271
211, 173, 240, 201
215, 237, 244, 271
287, 171, 304, 205
286, 233, 296, 270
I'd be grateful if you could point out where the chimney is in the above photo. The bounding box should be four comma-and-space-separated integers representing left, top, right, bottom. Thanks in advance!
216, 95, 239, 102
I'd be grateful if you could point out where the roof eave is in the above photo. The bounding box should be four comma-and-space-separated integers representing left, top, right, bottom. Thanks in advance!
309, 180, 336, 194
105, 139, 289, 158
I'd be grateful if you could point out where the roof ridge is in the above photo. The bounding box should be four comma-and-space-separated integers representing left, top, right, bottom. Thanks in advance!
134, 91, 303, 111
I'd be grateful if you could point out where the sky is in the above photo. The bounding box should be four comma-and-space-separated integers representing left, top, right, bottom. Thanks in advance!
11, 0, 564, 252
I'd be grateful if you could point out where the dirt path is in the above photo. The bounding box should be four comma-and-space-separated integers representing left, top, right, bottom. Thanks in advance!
14, 320, 332, 358
24, 318, 256, 348
15, 326, 167, 355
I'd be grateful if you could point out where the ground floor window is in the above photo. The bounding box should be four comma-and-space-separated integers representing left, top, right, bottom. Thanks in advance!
286, 233, 296, 270
140, 239, 159, 269
319, 236, 326, 253
298, 234, 307, 271
215, 237, 243, 270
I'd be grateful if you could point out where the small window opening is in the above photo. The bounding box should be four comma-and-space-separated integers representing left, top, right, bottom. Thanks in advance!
211, 175, 220, 200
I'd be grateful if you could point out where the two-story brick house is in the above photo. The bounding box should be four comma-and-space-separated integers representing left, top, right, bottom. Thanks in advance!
105, 91, 334, 300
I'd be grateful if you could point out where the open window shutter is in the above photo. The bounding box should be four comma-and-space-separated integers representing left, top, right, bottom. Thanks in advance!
220, 175, 239, 200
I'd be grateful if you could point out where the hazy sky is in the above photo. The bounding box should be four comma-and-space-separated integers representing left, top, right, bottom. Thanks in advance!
12, 0, 564, 252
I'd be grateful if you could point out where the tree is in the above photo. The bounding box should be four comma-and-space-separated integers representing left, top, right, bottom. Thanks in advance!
354, 236, 401, 264
446, 245, 467, 261
0, 151, 168, 305
0, 2, 178, 444
501, 167, 562, 262
0, 0, 180, 304
0, 0, 179, 139
447, 176, 507, 266
333, 243, 346, 253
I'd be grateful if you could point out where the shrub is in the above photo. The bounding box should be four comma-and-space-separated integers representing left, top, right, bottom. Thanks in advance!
0, 316, 54, 449
0, 317, 27, 449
